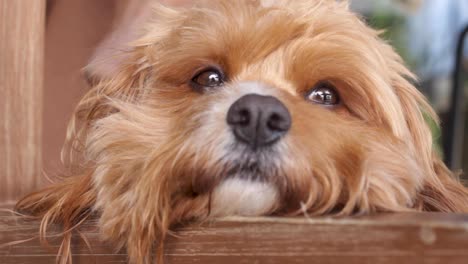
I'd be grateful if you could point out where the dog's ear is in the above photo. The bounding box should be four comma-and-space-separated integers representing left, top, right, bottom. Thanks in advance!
389, 59, 468, 212
15, 5, 187, 262
66, 3, 187, 166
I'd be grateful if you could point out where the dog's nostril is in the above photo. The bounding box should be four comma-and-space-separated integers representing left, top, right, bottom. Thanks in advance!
226, 93, 291, 149
267, 113, 289, 131
238, 109, 250, 125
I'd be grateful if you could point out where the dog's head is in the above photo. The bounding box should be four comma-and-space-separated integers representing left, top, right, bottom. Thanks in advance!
18, 1, 468, 263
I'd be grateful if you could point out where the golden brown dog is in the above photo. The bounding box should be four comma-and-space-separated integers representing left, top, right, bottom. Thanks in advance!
17, 0, 468, 263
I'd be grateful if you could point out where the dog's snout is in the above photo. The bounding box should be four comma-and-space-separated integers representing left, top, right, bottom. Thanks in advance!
227, 94, 291, 148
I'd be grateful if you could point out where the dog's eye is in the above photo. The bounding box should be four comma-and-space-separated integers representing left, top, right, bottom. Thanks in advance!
306, 82, 340, 106
191, 68, 224, 89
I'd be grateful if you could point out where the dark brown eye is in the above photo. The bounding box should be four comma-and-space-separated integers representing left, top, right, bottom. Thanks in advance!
306, 83, 340, 106
191, 68, 224, 89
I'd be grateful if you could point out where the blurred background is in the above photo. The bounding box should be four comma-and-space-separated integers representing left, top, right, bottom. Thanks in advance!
351, 0, 468, 177
40, 0, 468, 180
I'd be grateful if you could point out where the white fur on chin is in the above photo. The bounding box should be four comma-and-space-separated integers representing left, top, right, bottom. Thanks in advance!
210, 178, 279, 217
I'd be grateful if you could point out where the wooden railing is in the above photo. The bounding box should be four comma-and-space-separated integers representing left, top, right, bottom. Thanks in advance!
1, 212, 468, 264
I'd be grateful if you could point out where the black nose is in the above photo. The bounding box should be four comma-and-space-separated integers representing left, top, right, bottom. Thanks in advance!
227, 94, 291, 149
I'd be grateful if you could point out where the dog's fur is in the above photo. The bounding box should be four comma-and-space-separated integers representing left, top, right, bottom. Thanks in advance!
16, 0, 468, 263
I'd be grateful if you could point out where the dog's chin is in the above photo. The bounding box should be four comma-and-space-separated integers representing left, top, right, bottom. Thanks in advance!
191, 153, 281, 217
210, 177, 279, 217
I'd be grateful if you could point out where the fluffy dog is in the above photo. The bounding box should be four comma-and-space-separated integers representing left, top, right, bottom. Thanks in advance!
17, 0, 468, 263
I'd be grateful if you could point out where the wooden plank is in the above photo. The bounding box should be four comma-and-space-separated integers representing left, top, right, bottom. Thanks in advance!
1, 213, 468, 263
0, 0, 46, 204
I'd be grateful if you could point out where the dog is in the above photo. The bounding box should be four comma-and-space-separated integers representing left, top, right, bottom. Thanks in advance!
16, 0, 468, 263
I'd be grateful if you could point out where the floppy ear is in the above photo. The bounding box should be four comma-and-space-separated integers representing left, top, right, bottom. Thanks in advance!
67, 2, 187, 165
389, 60, 468, 212
15, 4, 188, 263
13, 62, 146, 261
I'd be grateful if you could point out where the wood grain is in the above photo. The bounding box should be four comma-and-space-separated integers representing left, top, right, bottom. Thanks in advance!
1, 213, 468, 264
0, 0, 46, 204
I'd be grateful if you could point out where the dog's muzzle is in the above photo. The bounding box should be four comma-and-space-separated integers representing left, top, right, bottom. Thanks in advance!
226, 93, 291, 149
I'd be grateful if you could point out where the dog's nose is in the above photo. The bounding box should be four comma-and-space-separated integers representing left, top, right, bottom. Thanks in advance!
227, 94, 291, 149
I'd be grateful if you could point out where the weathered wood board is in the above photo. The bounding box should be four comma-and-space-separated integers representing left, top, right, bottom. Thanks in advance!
1, 212, 468, 264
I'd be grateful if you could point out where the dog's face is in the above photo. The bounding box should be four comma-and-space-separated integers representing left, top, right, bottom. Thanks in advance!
86, 0, 427, 221
18, 1, 468, 263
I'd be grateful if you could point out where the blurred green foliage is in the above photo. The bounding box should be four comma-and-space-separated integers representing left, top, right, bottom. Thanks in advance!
366, 11, 418, 71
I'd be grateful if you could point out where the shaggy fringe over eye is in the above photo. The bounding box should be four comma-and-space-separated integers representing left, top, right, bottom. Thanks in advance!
11, 1, 468, 264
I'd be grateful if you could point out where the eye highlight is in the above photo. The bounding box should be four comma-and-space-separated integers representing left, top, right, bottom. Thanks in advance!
306, 82, 340, 106
190, 67, 225, 90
